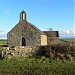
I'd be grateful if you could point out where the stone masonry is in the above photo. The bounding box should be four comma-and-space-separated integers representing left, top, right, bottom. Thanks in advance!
2, 46, 40, 58
7, 10, 47, 47
5, 10, 59, 58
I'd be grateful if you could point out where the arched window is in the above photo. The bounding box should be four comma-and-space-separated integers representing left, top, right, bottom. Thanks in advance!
22, 37, 26, 46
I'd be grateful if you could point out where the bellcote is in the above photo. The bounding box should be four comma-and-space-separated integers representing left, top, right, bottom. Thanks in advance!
20, 10, 28, 22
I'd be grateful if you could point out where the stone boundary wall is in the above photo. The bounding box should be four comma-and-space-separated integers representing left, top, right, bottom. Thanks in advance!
2, 46, 40, 58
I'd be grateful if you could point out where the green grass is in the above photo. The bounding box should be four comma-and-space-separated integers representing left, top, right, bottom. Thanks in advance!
0, 38, 75, 75
0, 40, 7, 45
0, 57, 75, 75
0, 47, 3, 50
63, 38, 75, 41
60, 38, 75, 43
0, 40, 7, 50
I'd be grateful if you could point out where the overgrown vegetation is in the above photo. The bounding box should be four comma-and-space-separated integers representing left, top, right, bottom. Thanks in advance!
0, 39, 75, 75
36, 41, 75, 62
0, 57, 75, 75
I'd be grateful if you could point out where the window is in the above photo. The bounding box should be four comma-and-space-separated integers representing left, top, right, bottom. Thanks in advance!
22, 12, 25, 20
22, 37, 26, 46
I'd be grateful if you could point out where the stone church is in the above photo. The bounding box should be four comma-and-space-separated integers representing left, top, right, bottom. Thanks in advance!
7, 10, 59, 47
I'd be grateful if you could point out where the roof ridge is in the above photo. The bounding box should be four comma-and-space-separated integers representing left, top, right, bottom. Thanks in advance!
28, 22, 46, 35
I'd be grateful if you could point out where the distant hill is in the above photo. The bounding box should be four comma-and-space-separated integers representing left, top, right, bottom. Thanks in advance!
59, 35, 75, 39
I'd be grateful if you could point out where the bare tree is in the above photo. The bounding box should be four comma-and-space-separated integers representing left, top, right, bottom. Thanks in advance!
48, 27, 53, 31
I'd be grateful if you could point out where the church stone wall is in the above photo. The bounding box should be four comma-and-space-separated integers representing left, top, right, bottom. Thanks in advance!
7, 10, 59, 47
7, 21, 42, 47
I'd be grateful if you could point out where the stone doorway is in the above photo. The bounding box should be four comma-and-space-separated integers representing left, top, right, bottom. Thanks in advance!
22, 37, 26, 46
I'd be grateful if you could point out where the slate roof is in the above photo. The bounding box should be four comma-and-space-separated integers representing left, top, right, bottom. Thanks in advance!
43, 31, 59, 37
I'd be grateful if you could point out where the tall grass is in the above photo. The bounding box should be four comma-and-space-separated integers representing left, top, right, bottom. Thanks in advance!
0, 57, 75, 75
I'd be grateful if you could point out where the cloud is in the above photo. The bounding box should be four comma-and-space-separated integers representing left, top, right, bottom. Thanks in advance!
59, 29, 75, 35
0, 31, 7, 39
0, 30, 75, 39
59, 29, 75, 38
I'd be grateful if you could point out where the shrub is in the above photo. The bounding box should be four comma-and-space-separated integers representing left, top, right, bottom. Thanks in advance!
0, 57, 75, 75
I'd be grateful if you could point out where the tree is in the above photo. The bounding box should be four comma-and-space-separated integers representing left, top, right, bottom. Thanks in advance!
48, 27, 53, 31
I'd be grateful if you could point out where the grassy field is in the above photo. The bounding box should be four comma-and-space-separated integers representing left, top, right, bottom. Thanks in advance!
0, 40, 7, 45
64, 38, 75, 42
0, 57, 75, 75
0, 40, 7, 50
60, 38, 75, 43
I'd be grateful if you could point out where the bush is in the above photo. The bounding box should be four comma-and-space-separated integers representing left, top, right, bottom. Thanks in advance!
0, 57, 75, 75
41, 42, 75, 61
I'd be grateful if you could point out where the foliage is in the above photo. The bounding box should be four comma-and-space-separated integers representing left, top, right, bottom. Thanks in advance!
0, 57, 75, 75
41, 41, 75, 61
0, 39, 75, 75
